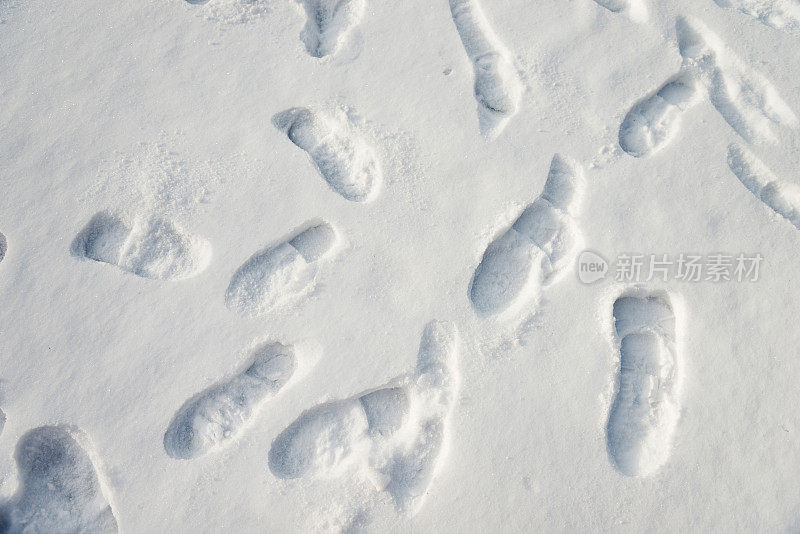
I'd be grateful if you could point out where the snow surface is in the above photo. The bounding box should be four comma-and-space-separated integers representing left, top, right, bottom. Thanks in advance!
1, 0, 800, 531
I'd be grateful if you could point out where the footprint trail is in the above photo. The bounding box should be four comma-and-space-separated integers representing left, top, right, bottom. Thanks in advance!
676, 16, 798, 144
607, 290, 682, 477
297, 0, 365, 58
713, 0, 800, 33
727, 144, 800, 230
0, 426, 118, 533
592, 0, 648, 22
274, 108, 381, 202
470, 155, 584, 317
269, 321, 459, 516
73, 212, 212, 281
619, 74, 700, 157
226, 221, 341, 317
165, 341, 314, 459
448, 0, 523, 139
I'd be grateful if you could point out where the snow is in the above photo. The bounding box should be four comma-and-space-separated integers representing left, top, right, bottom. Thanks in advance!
0, 0, 799, 531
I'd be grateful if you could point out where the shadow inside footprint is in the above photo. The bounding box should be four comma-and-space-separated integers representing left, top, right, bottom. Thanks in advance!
448, 0, 523, 139
618, 74, 699, 158
607, 290, 681, 477
164, 342, 300, 460
727, 143, 800, 230
0, 426, 118, 533
298, 0, 365, 58
469, 155, 584, 317
273, 107, 381, 202
72, 212, 212, 281
268, 321, 459, 516
225, 221, 340, 317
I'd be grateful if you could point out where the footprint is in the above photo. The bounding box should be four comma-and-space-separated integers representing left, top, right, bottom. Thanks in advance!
592, 0, 648, 22
72, 212, 212, 281
165, 341, 316, 459
607, 289, 682, 477
225, 221, 341, 317
273, 108, 381, 202
183, 0, 271, 25
269, 321, 459, 516
0, 231, 6, 265
0, 426, 118, 533
448, 0, 523, 139
727, 144, 800, 230
297, 0, 365, 58
619, 74, 700, 157
469, 154, 584, 317
676, 16, 799, 144
713, 0, 800, 33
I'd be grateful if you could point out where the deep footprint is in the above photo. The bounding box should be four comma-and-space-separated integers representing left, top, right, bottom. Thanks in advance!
727, 144, 800, 230
0, 426, 118, 533
713, 0, 800, 33
0, 231, 6, 265
592, 0, 648, 22
607, 290, 682, 477
225, 221, 341, 317
619, 74, 700, 157
448, 0, 523, 139
297, 0, 365, 58
73, 212, 212, 281
469, 154, 584, 317
676, 16, 799, 144
269, 320, 459, 516
274, 108, 381, 202
165, 342, 309, 459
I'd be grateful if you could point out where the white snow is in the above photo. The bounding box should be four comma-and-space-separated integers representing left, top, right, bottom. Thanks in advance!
1, 0, 800, 531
